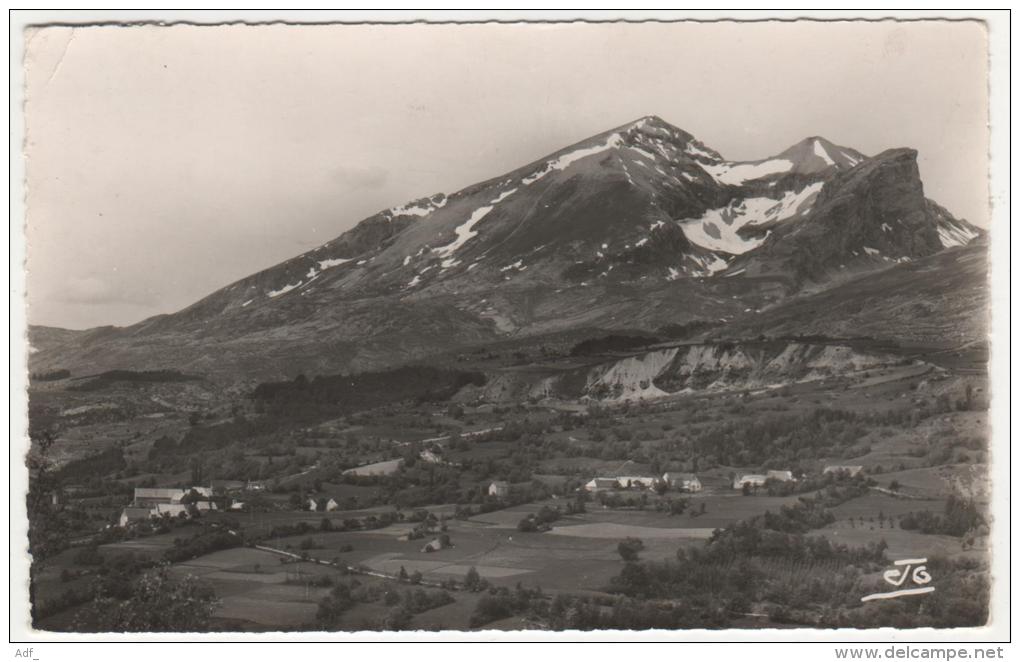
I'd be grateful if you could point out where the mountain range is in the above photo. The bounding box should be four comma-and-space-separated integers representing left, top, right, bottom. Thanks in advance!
29, 115, 984, 380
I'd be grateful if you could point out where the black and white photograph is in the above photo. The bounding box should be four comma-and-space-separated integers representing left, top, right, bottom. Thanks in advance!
9, 10, 1010, 647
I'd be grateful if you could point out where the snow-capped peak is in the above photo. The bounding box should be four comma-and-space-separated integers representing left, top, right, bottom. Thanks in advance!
812, 138, 835, 166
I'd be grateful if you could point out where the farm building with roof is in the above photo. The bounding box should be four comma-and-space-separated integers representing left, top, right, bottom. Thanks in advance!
488, 481, 510, 498
662, 472, 702, 492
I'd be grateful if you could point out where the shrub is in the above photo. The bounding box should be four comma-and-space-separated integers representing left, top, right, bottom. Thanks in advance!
617, 538, 645, 563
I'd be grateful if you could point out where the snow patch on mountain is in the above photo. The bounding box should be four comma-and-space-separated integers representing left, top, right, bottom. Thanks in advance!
388, 194, 447, 218
432, 186, 521, 261
433, 205, 494, 258
491, 187, 518, 204
685, 142, 720, 162
522, 133, 625, 185
628, 145, 657, 161
812, 139, 835, 166
267, 282, 301, 298
678, 183, 823, 255
318, 257, 352, 270
699, 158, 795, 185
691, 254, 729, 276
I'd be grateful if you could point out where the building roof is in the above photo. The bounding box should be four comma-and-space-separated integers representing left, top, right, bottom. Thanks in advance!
663, 472, 699, 481
766, 470, 794, 480
489, 480, 510, 488
587, 477, 618, 487
616, 475, 658, 484
120, 507, 152, 520
134, 488, 186, 500
823, 465, 864, 473
738, 474, 768, 482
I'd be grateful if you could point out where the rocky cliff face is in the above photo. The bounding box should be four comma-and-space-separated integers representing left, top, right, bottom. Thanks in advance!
468, 340, 914, 404
732, 149, 976, 285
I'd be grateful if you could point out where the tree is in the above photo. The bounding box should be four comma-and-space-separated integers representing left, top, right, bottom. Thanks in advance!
517, 517, 537, 533
464, 566, 482, 591
317, 582, 355, 625
75, 565, 217, 632
188, 457, 203, 485
398, 565, 409, 583
617, 537, 645, 563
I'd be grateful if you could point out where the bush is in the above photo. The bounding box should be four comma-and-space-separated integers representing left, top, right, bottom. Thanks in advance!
617, 538, 645, 563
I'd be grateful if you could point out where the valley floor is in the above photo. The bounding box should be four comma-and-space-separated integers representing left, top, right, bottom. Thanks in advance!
26, 339, 991, 632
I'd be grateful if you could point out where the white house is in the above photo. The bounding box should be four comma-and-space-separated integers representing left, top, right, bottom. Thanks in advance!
616, 476, 658, 490
823, 465, 864, 478
153, 503, 189, 518
118, 506, 152, 527
766, 470, 795, 482
662, 472, 703, 492
584, 477, 619, 492
308, 497, 319, 511
325, 498, 340, 512
488, 481, 510, 498
733, 474, 768, 490
133, 488, 186, 506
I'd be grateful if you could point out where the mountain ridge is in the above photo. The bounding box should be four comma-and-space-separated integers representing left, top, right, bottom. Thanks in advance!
28, 116, 983, 380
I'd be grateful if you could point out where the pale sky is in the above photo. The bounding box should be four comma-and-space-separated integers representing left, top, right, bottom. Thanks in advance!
23, 20, 989, 329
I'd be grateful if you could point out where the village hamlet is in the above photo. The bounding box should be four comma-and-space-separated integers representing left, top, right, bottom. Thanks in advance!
15, 13, 1003, 642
